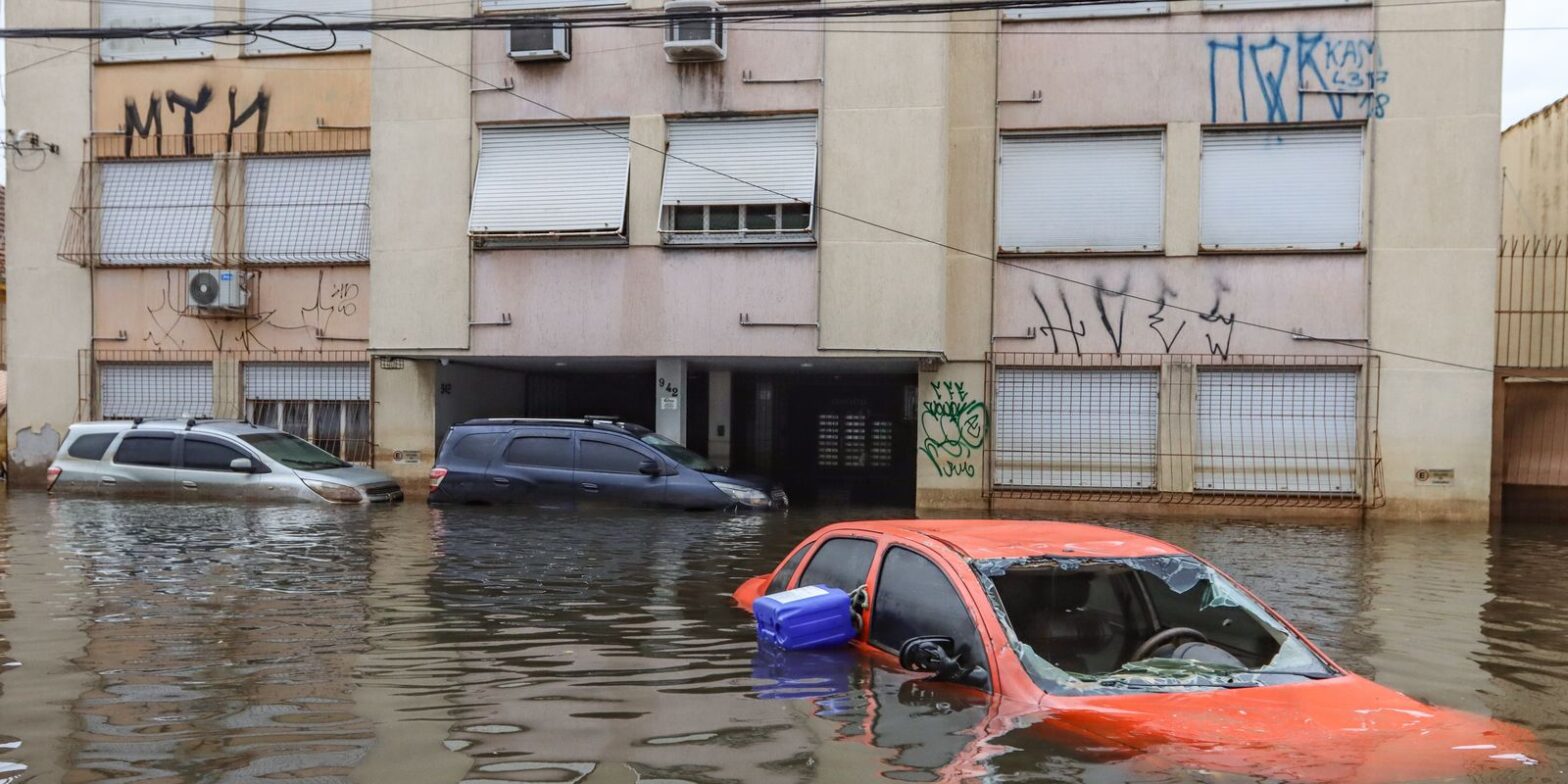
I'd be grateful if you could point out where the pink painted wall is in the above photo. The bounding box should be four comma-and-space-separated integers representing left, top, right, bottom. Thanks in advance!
473, 25, 821, 123
92, 266, 369, 352
998, 6, 1379, 129
993, 254, 1367, 357
469, 247, 819, 356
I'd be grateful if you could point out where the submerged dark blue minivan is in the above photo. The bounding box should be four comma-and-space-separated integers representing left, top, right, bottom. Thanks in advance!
429, 418, 788, 510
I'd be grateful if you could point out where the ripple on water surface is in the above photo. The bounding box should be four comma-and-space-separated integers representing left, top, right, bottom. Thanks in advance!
0, 495, 1563, 783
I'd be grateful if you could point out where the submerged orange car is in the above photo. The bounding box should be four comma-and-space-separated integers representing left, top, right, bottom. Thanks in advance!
734, 520, 1542, 783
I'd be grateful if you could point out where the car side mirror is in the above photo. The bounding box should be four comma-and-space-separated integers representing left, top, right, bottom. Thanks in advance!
638, 459, 662, 476
898, 635, 987, 688
229, 458, 254, 473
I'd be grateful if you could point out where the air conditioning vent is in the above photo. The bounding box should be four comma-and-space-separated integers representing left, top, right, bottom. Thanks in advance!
510, 21, 570, 62
664, 0, 724, 63
187, 268, 251, 312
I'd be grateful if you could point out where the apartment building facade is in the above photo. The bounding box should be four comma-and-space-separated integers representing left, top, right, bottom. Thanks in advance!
6, 0, 1503, 520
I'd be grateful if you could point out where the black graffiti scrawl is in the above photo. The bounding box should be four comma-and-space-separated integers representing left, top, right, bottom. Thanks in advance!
122, 83, 270, 156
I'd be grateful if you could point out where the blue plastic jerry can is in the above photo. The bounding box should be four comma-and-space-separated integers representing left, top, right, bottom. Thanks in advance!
754, 584, 856, 651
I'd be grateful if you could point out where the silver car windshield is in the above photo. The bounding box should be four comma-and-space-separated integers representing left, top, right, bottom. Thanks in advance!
975, 555, 1335, 694
239, 432, 348, 471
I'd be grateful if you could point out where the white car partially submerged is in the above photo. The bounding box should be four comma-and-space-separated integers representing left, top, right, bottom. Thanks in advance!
49, 419, 404, 504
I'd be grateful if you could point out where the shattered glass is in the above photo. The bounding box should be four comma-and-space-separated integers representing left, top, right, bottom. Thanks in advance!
974, 555, 1335, 696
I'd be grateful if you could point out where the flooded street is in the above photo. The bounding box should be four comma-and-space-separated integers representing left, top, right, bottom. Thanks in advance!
1, 493, 1565, 783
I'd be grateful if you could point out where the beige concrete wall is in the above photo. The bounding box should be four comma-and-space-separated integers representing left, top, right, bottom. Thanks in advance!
370, 0, 473, 351
994, 255, 1368, 357
1368, 0, 1503, 521
92, 54, 371, 138
469, 247, 818, 356
1501, 97, 1568, 237
5, 5, 95, 482
92, 266, 369, 350
372, 358, 439, 492
818, 18, 949, 353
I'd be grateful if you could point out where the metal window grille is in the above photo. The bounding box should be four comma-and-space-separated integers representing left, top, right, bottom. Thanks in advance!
81, 350, 374, 464
987, 353, 1382, 509
1497, 235, 1568, 369
243, 155, 371, 263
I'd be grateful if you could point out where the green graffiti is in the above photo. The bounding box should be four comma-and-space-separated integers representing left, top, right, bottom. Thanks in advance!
919, 381, 989, 479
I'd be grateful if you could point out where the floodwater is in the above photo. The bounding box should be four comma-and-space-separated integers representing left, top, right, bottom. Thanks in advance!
0, 492, 1564, 784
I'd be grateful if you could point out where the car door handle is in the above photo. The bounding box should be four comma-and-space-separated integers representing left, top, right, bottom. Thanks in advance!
182, 480, 198, 490
580, 482, 600, 493
492, 477, 511, 486
99, 477, 117, 486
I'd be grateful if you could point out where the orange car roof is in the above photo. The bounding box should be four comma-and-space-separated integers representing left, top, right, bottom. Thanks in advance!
822, 519, 1187, 561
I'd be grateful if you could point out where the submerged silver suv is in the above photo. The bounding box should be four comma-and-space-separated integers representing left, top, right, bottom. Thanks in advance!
48, 420, 404, 504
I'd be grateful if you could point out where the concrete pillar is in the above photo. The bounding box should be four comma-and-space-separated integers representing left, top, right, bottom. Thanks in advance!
1158, 360, 1196, 493
655, 358, 687, 444
1164, 122, 1202, 258
213, 354, 245, 420
707, 370, 732, 469
915, 360, 988, 511
372, 358, 438, 494
627, 115, 667, 248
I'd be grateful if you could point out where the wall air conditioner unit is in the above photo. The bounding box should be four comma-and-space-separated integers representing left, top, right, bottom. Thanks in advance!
187, 268, 251, 312
664, 0, 725, 63
509, 21, 571, 62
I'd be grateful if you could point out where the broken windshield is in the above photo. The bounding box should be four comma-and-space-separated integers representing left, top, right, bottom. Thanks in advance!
974, 555, 1335, 695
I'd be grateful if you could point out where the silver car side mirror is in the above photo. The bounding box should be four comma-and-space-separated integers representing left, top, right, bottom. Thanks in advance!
229, 458, 254, 473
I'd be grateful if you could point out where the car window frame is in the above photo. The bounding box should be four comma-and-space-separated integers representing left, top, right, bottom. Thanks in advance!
66, 432, 119, 461
866, 543, 993, 690
111, 432, 179, 468
575, 433, 662, 475
793, 535, 880, 596
449, 430, 507, 465
765, 540, 815, 595
178, 434, 267, 473
498, 428, 576, 470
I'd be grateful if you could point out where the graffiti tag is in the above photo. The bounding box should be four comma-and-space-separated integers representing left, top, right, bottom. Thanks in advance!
919, 381, 989, 479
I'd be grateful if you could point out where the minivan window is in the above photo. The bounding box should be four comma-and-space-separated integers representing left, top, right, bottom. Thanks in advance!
796, 537, 877, 594
183, 439, 250, 471
451, 432, 503, 463
239, 432, 348, 470
503, 436, 573, 469
114, 435, 176, 467
578, 439, 651, 474
67, 433, 117, 460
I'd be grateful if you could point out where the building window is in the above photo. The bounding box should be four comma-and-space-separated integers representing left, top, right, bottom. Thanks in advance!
1006, 1, 1168, 20
469, 123, 632, 240
244, 363, 372, 462
1199, 126, 1364, 251
1195, 368, 1360, 495
1203, 0, 1368, 11
992, 368, 1160, 490
660, 115, 818, 245
998, 132, 1164, 253
99, 0, 214, 62
99, 363, 215, 419
244, 155, 371, 263
244, 0, 372, 54
99, 160, 216, 265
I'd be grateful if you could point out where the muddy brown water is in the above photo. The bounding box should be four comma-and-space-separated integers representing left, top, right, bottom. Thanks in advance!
1, 492, 1565, 783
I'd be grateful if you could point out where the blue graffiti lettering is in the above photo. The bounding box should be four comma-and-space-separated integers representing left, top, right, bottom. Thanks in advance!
1210, 32, 1390, 124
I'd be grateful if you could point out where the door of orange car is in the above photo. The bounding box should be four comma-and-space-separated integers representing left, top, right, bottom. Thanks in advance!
862, 543, 995, 693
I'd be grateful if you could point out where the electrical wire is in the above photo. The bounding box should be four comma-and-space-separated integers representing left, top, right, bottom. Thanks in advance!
371, 29, 1531, 380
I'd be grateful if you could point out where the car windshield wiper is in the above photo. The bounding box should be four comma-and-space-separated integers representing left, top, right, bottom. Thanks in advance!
1221, 669, 1340, 681
1096, 676, 1262, 690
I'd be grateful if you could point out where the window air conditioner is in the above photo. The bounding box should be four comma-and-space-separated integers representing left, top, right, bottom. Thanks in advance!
509, 21, 571, 62
664, 0, 725, 63
187, 268, 251, 312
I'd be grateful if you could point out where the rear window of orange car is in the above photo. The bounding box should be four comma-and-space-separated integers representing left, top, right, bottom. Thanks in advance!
796, 537, 877, 594
765, 544, 812, 595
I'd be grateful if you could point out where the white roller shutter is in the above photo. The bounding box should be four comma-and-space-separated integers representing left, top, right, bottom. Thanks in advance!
1007, 1, 1168, 20
244, 363, 370, 401
482, 0, 625, 9
245, 0, 371, 54
993, 368, 1159, 490
100, 0, 214, 61
661, 116, 818, 206
1200, 127, 1364, 250
100, 363, 214, 419
469, 124, 631, 235
244, 155, 371, 263
998, 133, 1164, 253
100, 160, 215, 265
1203, 0, 1361, 10
1196, 369, 1359, 494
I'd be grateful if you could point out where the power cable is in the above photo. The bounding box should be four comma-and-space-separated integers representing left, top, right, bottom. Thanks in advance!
371, 29, 1527, 380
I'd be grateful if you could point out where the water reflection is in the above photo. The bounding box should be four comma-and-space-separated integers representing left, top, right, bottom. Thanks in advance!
0, 495, 1562, 782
